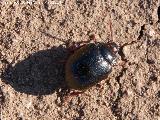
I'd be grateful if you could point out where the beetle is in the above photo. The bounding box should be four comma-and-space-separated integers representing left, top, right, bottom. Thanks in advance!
64, 17, 119, 91
65, 41, 118, 91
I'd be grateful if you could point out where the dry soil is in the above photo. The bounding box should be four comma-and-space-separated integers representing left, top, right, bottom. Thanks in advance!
0, 0, 160, 120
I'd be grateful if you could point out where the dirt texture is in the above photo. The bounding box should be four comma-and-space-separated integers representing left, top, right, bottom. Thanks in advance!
0, 0, 160, 120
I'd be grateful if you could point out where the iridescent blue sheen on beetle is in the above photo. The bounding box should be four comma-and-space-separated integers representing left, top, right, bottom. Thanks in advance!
65, 42, 118, 90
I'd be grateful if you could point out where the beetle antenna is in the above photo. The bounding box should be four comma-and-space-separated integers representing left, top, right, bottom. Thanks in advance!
109, 13, 113, 42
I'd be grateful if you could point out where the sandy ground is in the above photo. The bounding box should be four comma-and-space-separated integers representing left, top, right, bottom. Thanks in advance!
0, 0, 160, 120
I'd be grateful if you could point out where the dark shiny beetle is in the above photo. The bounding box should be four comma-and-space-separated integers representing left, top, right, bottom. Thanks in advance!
65, 42, 118, 90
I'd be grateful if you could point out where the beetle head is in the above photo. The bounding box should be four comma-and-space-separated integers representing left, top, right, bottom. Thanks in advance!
100, 42, 119, 64
107, 42, 119, 54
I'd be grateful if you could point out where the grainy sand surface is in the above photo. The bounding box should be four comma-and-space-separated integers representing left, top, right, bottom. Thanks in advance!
0, 0, 160, 120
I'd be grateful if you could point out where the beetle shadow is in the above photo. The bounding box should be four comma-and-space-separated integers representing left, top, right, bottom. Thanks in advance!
1, 45, 70, 96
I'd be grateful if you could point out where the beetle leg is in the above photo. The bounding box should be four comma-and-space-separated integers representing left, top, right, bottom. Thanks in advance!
69, 91, 85, 96
67, 43, 84, 54
96, 83, 104, 93
62, 90, 86, 106
68, 34, 96, 53
113, 60, 126, 67
67, 42, 81, 53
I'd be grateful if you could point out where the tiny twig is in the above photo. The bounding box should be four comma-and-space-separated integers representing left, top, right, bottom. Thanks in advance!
40, 30, 69, 44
